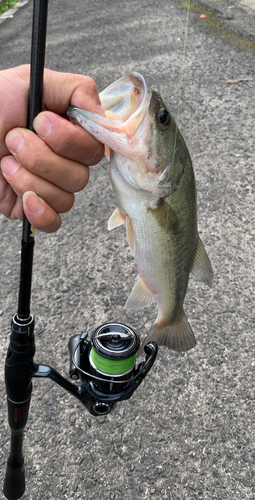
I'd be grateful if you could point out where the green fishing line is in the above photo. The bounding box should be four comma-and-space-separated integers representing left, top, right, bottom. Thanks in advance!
167, 0, 191, 220
90, 348, 136, 375
175, 0, 191, 133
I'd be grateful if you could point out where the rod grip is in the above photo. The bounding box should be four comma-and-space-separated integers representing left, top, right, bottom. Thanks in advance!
3, 429, 25, 500
4, 316, 34, 500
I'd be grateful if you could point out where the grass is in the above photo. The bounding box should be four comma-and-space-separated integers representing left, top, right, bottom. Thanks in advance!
0, 0, 19, 16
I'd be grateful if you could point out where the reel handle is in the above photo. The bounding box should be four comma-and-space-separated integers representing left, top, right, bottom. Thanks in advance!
139, 341, 158, 378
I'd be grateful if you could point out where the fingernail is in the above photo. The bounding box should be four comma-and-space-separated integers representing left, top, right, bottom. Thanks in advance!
1, 156, 20, 177
33, 114, 52, 138
5, 132, 24, 154
23, 191, 44, 215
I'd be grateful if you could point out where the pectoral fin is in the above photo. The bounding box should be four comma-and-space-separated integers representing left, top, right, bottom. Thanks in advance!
191, 236, 213, 287
104, 145, 111, 161
108, 208, 125, 230
125, 276, 156, 311
149, 198, 179, 235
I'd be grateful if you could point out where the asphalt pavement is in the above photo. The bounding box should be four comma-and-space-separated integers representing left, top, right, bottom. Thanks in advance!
0, 1, 255, 499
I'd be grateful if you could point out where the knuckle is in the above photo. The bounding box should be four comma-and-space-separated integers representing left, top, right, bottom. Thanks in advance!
24, 148, 43, 174
19, 175, 33, 196
14, 131, 45, 175
76, 176, 89, 193
0, 189, 21, 220
86, 143, 104, 166
0, 175, 8, 202
70, 168, 89, 193
72, 75, 100, 108
56, 191, 74, 213
80, 75, 98, 92
0, 177, 15, 217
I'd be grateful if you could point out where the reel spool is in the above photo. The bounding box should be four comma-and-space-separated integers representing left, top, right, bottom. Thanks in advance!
87, 323, 140, 392
79, 323, 140, 415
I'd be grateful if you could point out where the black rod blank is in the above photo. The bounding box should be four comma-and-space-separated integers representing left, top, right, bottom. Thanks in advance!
27, 0, 48, 132
18, 0, 48, 320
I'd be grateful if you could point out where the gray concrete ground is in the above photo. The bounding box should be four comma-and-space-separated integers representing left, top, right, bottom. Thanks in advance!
0, 0, 255, 499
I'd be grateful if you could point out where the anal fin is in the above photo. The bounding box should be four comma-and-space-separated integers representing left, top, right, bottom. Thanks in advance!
125, 276, 156, 311
126, 216, 136, 256
191, 236, 213, 287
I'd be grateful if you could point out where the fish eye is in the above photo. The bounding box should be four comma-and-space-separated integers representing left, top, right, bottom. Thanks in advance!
156, 108, 171, 127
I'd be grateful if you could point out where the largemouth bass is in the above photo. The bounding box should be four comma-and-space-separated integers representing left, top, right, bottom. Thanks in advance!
67, 73, 213, 353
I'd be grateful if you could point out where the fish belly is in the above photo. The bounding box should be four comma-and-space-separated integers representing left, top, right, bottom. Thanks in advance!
110, 154, 197, 325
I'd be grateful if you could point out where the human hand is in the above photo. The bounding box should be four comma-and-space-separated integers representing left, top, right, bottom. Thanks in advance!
0, 65, 104, 232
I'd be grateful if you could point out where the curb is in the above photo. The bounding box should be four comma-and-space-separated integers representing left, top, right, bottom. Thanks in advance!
0, 0, 31, 25
241, 0, 255, 13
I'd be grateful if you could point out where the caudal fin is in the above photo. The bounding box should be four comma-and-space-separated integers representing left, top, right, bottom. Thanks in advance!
139, 310, 196, 356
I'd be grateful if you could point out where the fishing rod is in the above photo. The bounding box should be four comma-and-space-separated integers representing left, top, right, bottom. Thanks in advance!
3, 1, 48, 498
3, 2, 158, 499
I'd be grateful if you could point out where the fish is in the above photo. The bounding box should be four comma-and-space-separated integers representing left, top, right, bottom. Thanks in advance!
67, 72, 213, 353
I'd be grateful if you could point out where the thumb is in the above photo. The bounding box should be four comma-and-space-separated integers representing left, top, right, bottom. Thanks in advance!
43, 69, 101, 116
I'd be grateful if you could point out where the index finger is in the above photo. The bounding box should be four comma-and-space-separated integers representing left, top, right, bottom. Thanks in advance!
33, 110, 104, 166
39, 71, 105, 165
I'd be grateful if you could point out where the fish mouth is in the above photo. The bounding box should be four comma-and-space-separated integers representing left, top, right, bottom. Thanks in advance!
99, 72, 149, 127
67, 72, 151, 156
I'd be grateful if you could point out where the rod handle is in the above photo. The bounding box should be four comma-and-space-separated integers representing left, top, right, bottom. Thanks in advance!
3, 429, 25, 500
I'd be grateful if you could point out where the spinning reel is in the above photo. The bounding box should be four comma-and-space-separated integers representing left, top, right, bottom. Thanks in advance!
4, 315, 157, 500
69, 322, 157, 416
33, 322, 157, 417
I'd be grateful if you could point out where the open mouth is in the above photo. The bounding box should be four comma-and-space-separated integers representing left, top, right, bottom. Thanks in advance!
67, 72, 151, 153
